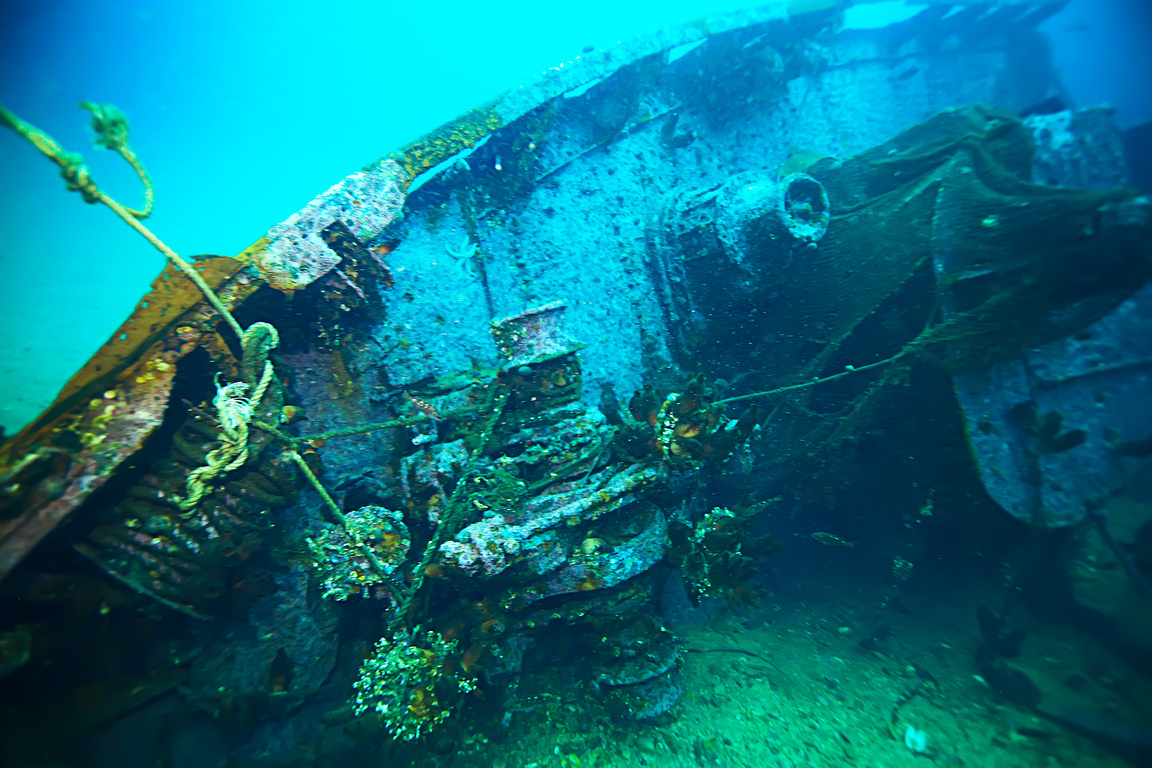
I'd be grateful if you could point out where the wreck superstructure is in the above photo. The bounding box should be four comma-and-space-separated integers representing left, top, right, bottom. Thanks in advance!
2, 1, 1150, 763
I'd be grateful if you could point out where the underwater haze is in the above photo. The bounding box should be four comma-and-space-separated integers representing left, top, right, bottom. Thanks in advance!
2, 2, 1152, 768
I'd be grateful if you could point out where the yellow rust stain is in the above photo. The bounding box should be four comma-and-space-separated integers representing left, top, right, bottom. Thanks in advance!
233, 236, 272, 266
392, 107, 503, 181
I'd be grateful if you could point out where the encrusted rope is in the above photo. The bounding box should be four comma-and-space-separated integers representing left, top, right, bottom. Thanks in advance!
0, 101, 242, 340
1, 101, 285, 510
177, 323, 278, 512
287, 450, 394, 581
78, 101, 155, 218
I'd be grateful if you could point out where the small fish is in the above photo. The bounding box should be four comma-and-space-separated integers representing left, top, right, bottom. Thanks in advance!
892, 65, 920, 82
404, 391, 441, 421
812, 532, 855, 549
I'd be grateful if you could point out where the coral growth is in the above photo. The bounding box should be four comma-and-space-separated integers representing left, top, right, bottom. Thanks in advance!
307, 505, 410, 602
352, 630, 475, 742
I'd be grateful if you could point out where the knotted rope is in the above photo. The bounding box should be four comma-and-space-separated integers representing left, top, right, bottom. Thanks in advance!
176, 323, 279, 512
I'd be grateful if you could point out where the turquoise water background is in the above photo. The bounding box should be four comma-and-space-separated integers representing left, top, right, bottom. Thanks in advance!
0, 0, 1148, 436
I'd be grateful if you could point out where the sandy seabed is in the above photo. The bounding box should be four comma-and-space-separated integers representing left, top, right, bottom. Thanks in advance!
447, 559, 1143, 768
